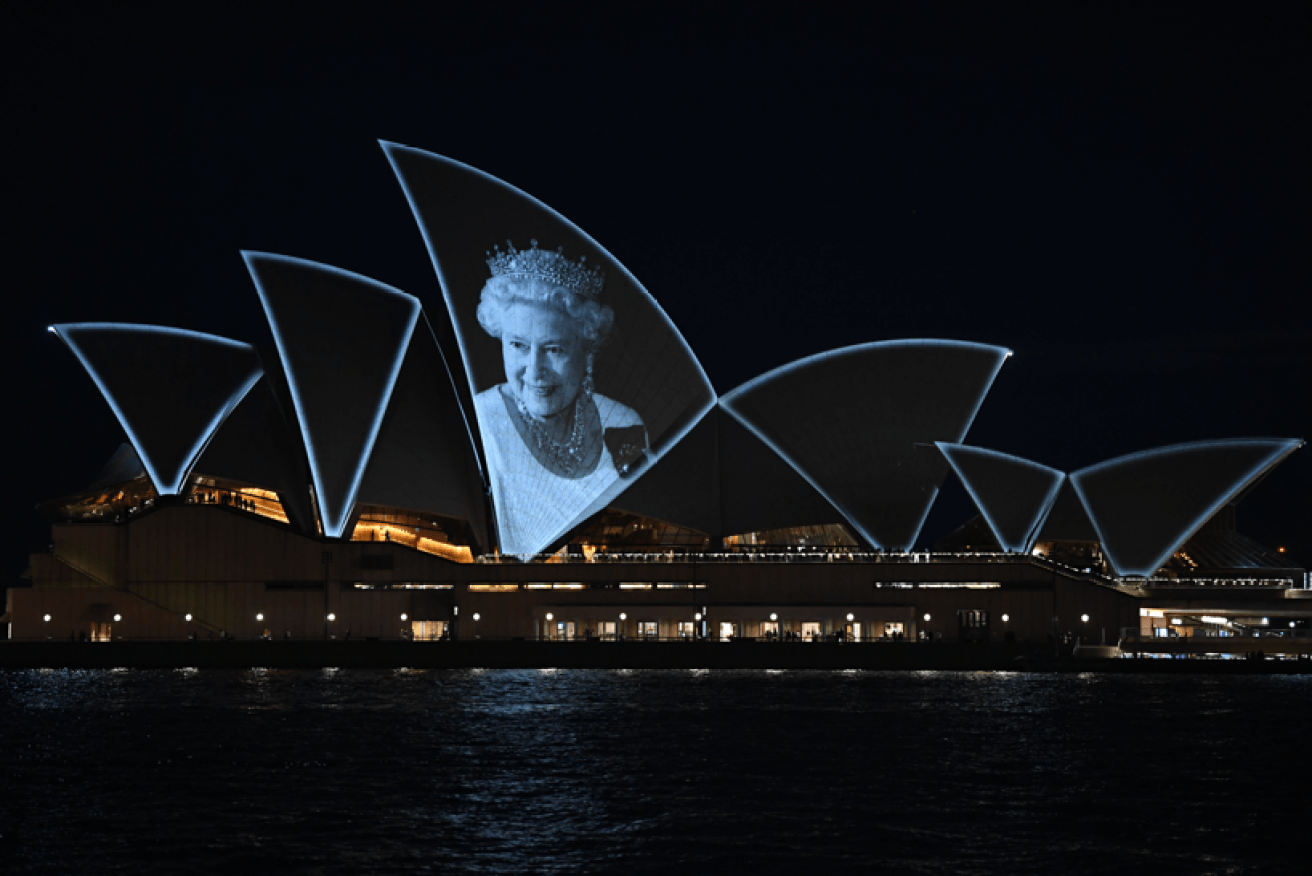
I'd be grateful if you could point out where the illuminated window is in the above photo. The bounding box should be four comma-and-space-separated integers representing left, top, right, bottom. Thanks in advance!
39, 474, 158, 524
568, 511, 712, 553
723, 523, 858, 549
350, 503, 475, 563
410, 620, 447, 641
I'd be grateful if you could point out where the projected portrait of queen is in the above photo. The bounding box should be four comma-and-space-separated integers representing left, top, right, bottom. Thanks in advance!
473, 240, 648, 555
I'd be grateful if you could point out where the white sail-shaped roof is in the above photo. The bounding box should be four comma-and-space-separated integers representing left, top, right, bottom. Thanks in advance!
50, 323, 262, 496
722, 340, 1010, 550
936, 443, 1064, 553
383, 143, 715, 555
244, 253, 421, 538
1071, 438, 1303, 577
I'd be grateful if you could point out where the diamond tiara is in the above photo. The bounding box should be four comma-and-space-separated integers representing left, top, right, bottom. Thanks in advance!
485, 239, 605, 300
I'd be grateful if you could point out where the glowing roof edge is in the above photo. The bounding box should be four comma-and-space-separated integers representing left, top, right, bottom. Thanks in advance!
1070, 437, 1305, 578
243, 252, 422, 539
720, 340, 1012, 549
49, 323, 262, 496
719, 339, 1013, 403
413, 312, 486, 486
934, 442, 1065, 553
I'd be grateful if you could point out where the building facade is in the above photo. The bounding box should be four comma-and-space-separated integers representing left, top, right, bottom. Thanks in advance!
11, 144, 1309, 657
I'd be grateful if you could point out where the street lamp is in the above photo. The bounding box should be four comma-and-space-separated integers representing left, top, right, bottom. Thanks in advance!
113, 614, 122, 622
1081, 614, 1090, 623
473, 613, 480, 621
1001, 614, 1010, 622
256, 613, 264, 622
327, 613, 336, 622
400, 613, 408, 621
43, 614, 51, 623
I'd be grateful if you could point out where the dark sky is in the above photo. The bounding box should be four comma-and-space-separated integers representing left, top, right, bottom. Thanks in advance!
5, 3, 1309, 569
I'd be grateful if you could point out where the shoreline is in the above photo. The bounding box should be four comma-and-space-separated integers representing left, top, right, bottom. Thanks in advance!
2, 641, 1310, 673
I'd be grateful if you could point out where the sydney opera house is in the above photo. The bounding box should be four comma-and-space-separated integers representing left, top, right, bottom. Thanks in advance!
9, 144, 1310, 657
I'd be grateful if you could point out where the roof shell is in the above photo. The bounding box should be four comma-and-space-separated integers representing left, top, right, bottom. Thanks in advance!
721, 340, 1010, 550
50, 323, 262, 496
87, 443, 146, 492
1070, 437, 1303, 577
383, 143, 716, 554
1035, 479, 1098, 542
936, 443, 1064, 553
244, 253, 421, 538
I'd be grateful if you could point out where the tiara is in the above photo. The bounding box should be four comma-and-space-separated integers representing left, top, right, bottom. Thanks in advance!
485, 239, 605, 300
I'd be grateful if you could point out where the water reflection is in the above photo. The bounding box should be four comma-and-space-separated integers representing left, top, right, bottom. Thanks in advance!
1, 669, 1310, 874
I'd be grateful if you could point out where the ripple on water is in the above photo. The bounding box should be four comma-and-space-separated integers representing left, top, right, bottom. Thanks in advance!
2, 669, 1310, 874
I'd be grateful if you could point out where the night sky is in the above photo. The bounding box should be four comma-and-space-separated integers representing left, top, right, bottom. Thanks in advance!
5, 3, 1309, 571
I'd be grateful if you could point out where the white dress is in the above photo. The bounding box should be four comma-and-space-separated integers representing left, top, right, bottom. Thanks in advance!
475, 387, 645, 556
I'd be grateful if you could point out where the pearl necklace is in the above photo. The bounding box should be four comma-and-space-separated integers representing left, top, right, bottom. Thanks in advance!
516, 390, 588, 475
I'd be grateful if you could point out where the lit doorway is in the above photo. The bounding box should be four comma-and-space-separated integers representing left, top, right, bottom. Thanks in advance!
719, 621, 738, 641
599, 621, 617, 641
638, 621, 658, 639
411, 620, 447, 641
761, 620, 780, 640
677, 621, 696, 639
845, 622, 862, 642
883, 622, 904, 640
802, 621, 822, 641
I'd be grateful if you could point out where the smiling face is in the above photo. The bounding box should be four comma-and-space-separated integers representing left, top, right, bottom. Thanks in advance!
500, 300, 589, 419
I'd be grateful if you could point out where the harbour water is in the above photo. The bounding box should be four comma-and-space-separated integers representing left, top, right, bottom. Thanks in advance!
3, 669, 1310, 874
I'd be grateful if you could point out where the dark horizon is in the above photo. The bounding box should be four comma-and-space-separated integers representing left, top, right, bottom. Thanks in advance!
5, 3, 1309, 568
